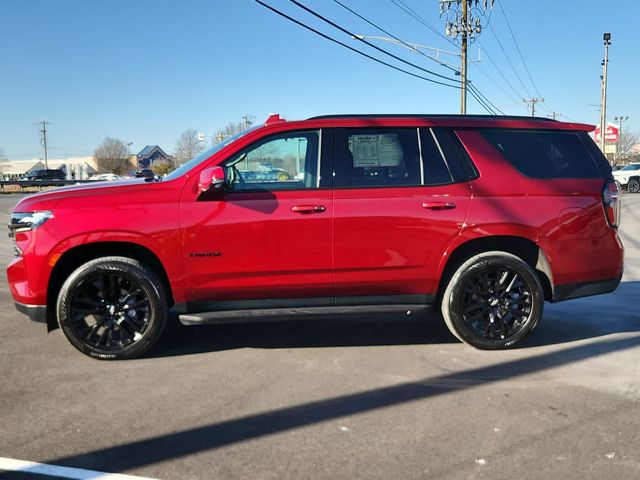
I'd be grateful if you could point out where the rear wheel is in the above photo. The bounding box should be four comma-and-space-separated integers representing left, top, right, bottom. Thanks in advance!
441, 251, 543, 349
57, 256, 168, 360
628, 178, 640, 193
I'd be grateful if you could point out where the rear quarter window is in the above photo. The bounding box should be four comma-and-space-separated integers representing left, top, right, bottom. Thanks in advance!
480, 129, 604, 179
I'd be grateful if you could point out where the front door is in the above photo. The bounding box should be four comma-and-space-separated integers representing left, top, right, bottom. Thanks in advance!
180, 129, 334, 310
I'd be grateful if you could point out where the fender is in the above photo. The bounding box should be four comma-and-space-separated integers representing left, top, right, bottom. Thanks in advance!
46, 230, 188, 304
434, 223, 555, 298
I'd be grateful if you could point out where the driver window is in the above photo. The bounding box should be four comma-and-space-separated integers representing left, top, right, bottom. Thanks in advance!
225, 130, 320, 190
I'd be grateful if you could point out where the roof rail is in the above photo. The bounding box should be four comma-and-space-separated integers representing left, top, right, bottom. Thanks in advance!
307, 114, 558, 122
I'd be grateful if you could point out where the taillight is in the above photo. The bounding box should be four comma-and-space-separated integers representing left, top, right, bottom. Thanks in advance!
603, 180, 621, 227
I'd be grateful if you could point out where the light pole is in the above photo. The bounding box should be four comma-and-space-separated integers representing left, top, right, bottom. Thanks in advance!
599, 33, 611, 153
614, 115, 628, 165
126, 142, 133, 158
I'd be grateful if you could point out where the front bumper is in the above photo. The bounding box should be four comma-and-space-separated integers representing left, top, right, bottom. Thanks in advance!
15, 302, 47, 323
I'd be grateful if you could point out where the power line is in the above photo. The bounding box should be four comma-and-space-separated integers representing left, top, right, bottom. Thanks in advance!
474, 62, 525, 111
468, 83, 503, 115
486, 21, 532, 98
286, 0, 460, 84
388, 0, 456, 47
468, 87, 497, 114
496, 0, 541, 98
475, 38, 526, 99
332, 0, 459, 74
253, 0, 460, 89
255, 0, 501, 115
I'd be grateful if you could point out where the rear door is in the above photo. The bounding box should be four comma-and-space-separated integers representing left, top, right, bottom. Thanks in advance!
332, 126, 472, 302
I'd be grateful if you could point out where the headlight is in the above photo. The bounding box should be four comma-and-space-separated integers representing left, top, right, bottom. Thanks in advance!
8, 210, 53, 237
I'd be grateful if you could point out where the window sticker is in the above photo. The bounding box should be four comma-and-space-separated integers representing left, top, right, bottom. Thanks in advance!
350, 134, 404, 167
378, 134, 404, 166
351, 135, 379, 166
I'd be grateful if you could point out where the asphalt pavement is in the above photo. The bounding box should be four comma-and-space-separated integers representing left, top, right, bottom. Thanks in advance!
0, 193, 638, 480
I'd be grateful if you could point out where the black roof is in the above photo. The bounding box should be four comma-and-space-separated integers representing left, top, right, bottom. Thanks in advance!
307, 114, 558, 122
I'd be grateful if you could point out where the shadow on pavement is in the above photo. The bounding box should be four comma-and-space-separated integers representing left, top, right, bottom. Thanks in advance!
10, 333, 639, 478
150, 308, 457, 358
149, 281, 640, 358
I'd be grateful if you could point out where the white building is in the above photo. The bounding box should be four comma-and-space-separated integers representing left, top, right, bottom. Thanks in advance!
1, 156, 98, 180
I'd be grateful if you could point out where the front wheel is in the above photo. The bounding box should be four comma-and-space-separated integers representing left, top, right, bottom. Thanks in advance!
441, 251, 544, 350
57, 257, 168, 360
628, 178, 640, 193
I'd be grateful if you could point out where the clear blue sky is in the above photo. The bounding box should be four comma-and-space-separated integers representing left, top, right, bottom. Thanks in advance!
1, 0, 637, 160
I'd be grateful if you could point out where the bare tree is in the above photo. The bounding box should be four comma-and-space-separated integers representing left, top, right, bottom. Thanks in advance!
94, 138, 130, 175
616, 129, 638, 162
175, 129, 205, 165
213, 116, 255, 145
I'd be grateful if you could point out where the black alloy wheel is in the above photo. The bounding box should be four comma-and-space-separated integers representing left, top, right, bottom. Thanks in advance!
69, 273, 151, 350
628, 178, 640, 193
57, 257, 168, 359
459, 267, 532, 341
441, 251, 543, 349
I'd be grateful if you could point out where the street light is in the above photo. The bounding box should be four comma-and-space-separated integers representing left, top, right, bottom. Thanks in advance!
599, 33, 611, 153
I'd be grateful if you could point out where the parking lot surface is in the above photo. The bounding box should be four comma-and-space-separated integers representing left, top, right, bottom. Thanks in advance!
0, 193, 639, 480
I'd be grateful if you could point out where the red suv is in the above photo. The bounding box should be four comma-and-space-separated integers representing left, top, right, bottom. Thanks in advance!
7, 114, 623, 359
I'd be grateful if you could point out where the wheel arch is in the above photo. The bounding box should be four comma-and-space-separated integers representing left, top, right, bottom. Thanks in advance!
46, 241, 175, 331
436, 235, 554, 303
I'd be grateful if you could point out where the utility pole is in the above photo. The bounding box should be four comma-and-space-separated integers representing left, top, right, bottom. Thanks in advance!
242, 115, 255, 130
523, 97, 544, 117
600, 33, 611, 153
460, 0, 468, 114
547, 112, 561, 120
39, 119, 51, 169
440, 0, 493, 115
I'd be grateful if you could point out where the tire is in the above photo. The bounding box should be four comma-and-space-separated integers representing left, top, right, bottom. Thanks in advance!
441, 251, 544, 350
57, 256, 168, 360
628, 178, 640, 193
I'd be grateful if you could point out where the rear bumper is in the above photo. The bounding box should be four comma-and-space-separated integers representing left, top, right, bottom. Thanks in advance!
15, 302, 47, 323
553, 270, 623, 302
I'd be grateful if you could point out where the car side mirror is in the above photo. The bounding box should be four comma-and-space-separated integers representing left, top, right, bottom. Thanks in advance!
198, 166, 227, 193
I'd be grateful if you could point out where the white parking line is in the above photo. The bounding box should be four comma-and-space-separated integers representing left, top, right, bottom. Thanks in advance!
0, 456, 159, 480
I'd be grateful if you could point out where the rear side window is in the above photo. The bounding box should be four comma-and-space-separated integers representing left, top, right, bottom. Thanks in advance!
334, 128, 421, 187
430, 128, 478, 181
480, 129, 603, 179
418, 129, 452, 185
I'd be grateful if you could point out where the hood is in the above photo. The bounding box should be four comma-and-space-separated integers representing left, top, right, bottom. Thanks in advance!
14, 178, 153, 212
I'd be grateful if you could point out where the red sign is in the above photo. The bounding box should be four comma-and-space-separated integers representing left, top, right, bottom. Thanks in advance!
594, 123, 619, 143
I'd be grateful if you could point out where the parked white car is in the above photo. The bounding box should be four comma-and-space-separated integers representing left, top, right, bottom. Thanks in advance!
613, 163, 640, 192
91, 173, 123, 182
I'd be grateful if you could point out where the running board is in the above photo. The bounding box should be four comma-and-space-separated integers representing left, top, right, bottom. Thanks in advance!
179, 304, 431, 326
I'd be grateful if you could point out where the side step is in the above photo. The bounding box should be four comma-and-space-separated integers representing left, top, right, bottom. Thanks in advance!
179, 304, 431, 326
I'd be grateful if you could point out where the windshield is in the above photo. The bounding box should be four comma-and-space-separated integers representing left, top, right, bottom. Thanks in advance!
622, 164, 640, 171
163, 126, 260, 181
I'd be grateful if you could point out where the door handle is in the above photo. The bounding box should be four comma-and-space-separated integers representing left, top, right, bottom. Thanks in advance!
291, 205, 326, 213
422, 201, 456, 210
